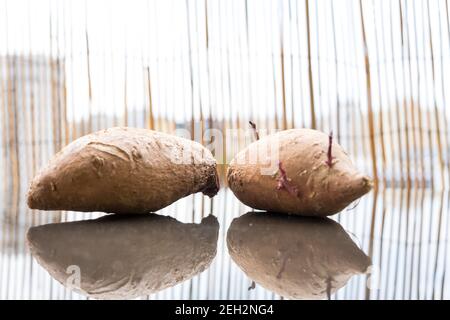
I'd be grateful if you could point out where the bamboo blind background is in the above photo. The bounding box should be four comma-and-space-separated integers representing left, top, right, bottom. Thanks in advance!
1, 0, 450, 196
1, 0, 450, 300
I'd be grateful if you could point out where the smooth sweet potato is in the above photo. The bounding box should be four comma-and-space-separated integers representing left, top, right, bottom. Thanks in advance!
227, 212, 371, 299
227, 128, 372, 216
26, 214, 219, 299
27, 127, 219, 214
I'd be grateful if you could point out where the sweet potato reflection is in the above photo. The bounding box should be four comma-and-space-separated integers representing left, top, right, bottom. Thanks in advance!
227, 212, 371, 299
26, 214, 219, 299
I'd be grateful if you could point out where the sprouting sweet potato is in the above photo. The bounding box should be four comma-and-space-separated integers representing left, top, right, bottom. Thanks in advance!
26, 214, 219, 299
227, 212, 371, 299
27, 127, 219, 214
227, 128, 373, 216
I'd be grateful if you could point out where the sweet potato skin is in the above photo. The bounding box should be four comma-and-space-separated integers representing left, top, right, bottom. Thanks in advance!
227, 129, 373, 216
27, 127, 219, 214
227, 212, 371, 299
26, 214, 219, 299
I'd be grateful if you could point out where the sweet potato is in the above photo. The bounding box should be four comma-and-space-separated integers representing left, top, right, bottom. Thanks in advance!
26, 214, 219, 299
27, 127, 219, 214
227, 212, 371, 299
227, 128, 372, 216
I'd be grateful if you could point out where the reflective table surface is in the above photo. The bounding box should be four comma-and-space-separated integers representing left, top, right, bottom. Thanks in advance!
0, 187, 448, 300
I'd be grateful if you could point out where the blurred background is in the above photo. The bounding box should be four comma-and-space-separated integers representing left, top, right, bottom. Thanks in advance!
0, 0, 449, 300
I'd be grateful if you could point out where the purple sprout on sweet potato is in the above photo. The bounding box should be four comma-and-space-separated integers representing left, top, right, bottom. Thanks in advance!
325, 130, 334, 168
249, 121, 260, 141
276, 162, 299, 197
